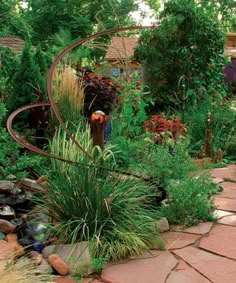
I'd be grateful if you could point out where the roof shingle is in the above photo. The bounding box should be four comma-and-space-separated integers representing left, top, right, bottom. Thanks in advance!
105, 37, 138, 60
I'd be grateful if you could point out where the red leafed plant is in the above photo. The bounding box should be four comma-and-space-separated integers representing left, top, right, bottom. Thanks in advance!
145, 114, 186, 144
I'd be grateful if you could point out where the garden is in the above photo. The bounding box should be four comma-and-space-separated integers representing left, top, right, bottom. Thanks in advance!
0, 0, 236, 282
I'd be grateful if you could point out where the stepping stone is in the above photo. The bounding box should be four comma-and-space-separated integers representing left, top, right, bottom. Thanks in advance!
166, 261, 211, 283
217, 214, 236, 226
199, 224, 236, 260
213, 209, 234, 219
173, 246, 236, 283
172, 222, 213, 235
161, 232, 201, 250
217, 182, 236, 199
101, 251, 178, 283
213, 196, 236, 212
212, 177, 224, 184
211, 166, 236, 182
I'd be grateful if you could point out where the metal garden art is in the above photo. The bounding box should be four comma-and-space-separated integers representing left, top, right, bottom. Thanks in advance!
6, 26, 156, 186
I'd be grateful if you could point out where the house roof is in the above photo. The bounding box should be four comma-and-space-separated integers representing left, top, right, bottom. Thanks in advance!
105, 37, 139, 60
0, 35, 25, 52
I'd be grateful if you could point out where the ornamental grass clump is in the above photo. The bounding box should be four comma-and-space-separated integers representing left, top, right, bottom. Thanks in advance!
0, 256, 52, 283
35, 166, 161, 261
53, 64, 84, 123
36, 122, 161, 261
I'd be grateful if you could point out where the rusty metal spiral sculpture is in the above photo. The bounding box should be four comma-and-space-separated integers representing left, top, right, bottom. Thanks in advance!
6, 25, 156, 175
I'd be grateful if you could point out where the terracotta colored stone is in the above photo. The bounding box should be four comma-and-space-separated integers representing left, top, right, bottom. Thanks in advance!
101, 251, 178, 283
0, 219, 16, 234
54, 276, 77, 283
172, 222, 213, 235
173, 246, 236, 283
199, 224, 236, 260
213, 196, 236, 212
48, 254, 70, 276
161, 231, 201, 250
166, 261, 211, 283
43, 242, 93, 275
0, 240, 14, 260
5, 233, 18, 242
217, 214, 236, 226
213, 209, 234, 219
217, 182, 236, 199
211, 166, 236, 182
10, 242, 25, 258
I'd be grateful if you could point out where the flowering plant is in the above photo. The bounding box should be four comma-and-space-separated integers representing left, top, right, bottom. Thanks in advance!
145, 114, 186, 144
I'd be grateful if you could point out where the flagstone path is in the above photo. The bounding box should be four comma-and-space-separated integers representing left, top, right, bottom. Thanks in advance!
57, 165, 236, 283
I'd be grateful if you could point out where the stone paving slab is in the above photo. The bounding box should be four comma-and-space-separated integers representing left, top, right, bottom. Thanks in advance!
217, 214, 236, 226
211, 166, 236, 181
213, 209, 234, 219
199, 224, 236, 260
166, 261, 211, 283
101, 251, 178, 283
171, 222, 213, 235
213, 196, 236, 212
215, 182, 236, 199
161, 231, 201, 250
173, 246, 236, 283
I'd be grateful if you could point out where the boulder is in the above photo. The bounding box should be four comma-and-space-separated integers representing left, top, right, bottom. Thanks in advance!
155, 217, 170, 233
0, 219, 16, 234
43, 242, 93, 275
0, 181, 15, 193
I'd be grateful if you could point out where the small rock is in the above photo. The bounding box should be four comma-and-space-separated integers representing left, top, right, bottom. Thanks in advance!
36, 258, 53, 275
48, 254, 70, 276
16, 213, 28, 222
155, 217, 170, 233
6, 174, 17, 181
0, 181, 15, 193
29, 251, 43, 265
43, 242, 93, 275
0, 219, 16, 234
6, 233, 18, 243
54, 276, 78, 283
19, 178, 44, 192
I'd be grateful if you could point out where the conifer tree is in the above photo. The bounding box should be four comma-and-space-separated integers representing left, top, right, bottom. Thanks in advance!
8, 41, 42, 112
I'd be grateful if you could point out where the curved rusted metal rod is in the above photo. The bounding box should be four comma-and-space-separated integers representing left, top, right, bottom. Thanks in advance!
47, 25, 157, 160
6, 103, 76, 164
6, 26, 158, 186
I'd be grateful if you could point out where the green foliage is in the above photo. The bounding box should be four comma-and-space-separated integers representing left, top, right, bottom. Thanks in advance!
35, 163, 161, 261
184, 98, 236, 160
135, 0, 226, 108
0, 46, 19, 101
139, 140, 197, 186
160, 175, 216, 226
23, 0, 136, 45
33, 44, 51, 94
7, 41, 43, 113
112, 82, 153, 139
0, 102, 45, 179
199, 0, 236, 31
0, 1, 31, 38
